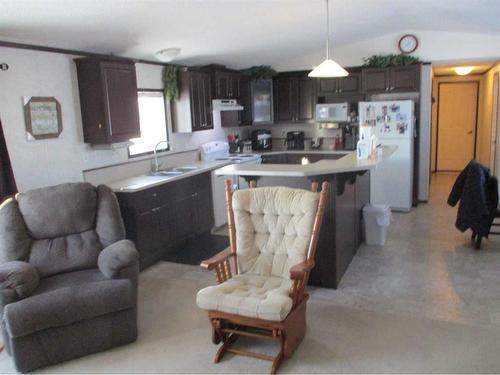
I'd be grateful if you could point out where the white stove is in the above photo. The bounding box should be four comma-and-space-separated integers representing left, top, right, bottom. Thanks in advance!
199, 141, 261, 164
199, 141, 261, 229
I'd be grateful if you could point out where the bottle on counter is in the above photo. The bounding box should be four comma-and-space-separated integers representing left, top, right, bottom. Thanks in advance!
357, 134, 369, 160
334, 135, 342, 150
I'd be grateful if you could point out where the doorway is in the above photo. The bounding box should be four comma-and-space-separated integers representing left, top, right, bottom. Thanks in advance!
436, 81, 479, 171
491, 73, 500, 177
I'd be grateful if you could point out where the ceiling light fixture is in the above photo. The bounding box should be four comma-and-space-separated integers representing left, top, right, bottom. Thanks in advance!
454, 66, 473, 76
154, 48, 181, 63
309, 0, 348, 78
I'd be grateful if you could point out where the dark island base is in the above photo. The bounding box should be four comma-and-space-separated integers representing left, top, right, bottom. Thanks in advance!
238, 170, 370, 289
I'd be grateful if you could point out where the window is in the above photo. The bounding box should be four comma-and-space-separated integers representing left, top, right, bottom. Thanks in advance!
128, 90, 169, 157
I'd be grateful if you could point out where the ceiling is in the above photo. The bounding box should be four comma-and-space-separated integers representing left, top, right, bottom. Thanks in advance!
433, 62, 495, 76
1, 0, 500, 70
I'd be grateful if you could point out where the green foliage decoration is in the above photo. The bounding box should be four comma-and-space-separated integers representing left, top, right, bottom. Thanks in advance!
362, 54, 420, 68
241, 65, 277, 80
162, 65, 179, 101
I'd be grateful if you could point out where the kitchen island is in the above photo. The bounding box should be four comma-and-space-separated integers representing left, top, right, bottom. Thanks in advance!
215, 146, 396, 288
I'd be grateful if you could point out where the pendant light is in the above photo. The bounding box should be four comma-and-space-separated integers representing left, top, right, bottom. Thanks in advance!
308, 0, 348, 78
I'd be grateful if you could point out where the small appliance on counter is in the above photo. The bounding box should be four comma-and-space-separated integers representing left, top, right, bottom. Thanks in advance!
212, 99, 244, 128
285, 131, 305, 150
342, 124, 358, 150
251, 129, 272, 151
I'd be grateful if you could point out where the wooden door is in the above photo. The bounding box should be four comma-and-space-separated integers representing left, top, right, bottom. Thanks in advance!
491, 73, 500, 175
390, 66, 420, 92
437, 81, 478, 171
362, 68, 389, 94
274, 77, 294, 122
296, 77, 315, 121
101, 61, 140, 142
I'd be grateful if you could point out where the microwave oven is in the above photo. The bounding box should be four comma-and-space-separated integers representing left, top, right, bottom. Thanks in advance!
316, 103, 349, 122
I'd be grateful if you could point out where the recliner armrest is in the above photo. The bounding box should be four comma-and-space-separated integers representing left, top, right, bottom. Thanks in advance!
0, 261, 39, 299
200, 248, 234, 270
98, 239, 139, 281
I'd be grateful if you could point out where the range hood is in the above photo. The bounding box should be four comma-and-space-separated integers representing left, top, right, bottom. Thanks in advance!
212, 99, 243, 111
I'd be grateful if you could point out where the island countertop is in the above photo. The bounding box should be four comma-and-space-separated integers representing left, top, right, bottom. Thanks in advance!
214, 146, 397, 177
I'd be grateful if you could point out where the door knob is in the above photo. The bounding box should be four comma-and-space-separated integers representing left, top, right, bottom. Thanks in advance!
467, 130, 473, 135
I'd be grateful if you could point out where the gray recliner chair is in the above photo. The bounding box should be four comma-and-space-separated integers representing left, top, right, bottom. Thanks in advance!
0, 182, 139, 372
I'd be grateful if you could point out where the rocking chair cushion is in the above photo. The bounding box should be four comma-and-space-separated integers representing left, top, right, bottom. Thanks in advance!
232, 187, 319, 279
196, 274, 293, 321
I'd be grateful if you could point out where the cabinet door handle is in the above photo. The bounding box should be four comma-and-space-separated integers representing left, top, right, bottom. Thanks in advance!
152, 193, 157, 197
98, 123, 102, 129
385, 87, 389, 91
390, 86, 394, 90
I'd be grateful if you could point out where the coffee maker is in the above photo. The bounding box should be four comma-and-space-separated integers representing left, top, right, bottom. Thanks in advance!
342, 125, 358, 150
285, 131, 305, 150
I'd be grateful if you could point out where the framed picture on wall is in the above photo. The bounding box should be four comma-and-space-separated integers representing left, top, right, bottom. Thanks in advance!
23, 96, 63, 140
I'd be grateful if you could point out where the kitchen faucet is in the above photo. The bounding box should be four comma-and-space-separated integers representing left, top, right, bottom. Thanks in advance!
152, 140, 170, 173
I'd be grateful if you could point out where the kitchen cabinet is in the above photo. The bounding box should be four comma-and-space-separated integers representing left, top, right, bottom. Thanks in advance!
171, 69, 213, 132
238, 74, 253, 126
317, 72, 362, 97
251, 79, 274, 124
214, 71, 240, 99
274, 73, 315, 123
74, 58, 140, 144
362, 65, 420, 94
116, 172, 214, 269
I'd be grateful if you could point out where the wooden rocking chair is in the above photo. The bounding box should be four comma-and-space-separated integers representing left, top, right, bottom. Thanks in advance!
196, 179, 329, 373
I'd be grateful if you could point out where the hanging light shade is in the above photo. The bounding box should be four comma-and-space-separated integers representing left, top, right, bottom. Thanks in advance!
309, 0, 348, 78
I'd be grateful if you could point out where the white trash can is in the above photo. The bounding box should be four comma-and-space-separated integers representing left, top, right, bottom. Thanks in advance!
363, 204, 391, 245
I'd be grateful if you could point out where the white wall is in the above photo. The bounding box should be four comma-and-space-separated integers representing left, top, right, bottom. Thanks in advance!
0, 47, 231, 192
277, 30, 500, 71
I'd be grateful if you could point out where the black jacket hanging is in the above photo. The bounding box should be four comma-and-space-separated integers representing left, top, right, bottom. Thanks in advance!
447, 160, 498, 238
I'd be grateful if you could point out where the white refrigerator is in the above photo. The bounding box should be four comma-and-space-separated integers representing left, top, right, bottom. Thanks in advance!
359, 100, 415, 212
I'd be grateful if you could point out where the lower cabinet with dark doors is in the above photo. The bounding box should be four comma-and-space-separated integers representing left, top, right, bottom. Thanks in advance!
116, 172, 214, 269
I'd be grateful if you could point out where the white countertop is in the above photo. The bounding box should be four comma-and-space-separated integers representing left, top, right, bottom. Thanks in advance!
107, 160, 231, 193
214, 146, 397, 177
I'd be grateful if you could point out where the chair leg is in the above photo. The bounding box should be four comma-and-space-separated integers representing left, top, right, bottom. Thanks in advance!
214, 334, 238, 363
271, 334, 285, 374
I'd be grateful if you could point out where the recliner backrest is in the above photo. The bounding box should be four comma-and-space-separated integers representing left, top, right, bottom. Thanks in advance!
0, 182, 125, 277
232, 186, 319, 279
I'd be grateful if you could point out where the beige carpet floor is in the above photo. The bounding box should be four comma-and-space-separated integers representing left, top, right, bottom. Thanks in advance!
1, 173, 500, 373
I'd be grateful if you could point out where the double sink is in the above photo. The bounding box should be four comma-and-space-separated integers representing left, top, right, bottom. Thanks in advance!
150, 166, 199, 177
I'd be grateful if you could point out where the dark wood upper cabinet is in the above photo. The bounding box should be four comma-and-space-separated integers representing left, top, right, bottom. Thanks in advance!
172, 69, 213, 132
296, 77, 315, 121
213, 70, 241, 99
274, 73, 315, 123
75, 58, 140, 144
316, 72, 362, 97
390, 65, 420, 92
362, 68, 391, 94
238, 74, 253, 126
362, 65, 420, 94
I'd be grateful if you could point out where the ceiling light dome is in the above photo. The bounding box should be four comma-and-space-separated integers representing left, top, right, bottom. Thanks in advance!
454, 66, 473, 76
154, 48, 181, 63
309, 0, 348, 78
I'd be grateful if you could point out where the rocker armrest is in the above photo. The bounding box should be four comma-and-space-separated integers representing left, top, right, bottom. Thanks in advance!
200, 248, 234, 270
0, 261, 40, 299
289, 260, 315, 280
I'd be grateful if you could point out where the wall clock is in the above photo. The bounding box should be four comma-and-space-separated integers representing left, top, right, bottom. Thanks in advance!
398, 34, 418, 54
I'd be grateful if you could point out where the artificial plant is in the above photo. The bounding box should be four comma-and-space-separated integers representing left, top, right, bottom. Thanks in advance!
162, 65, 179, 101
241, 65, 277, 80
362, 54, 420, 68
